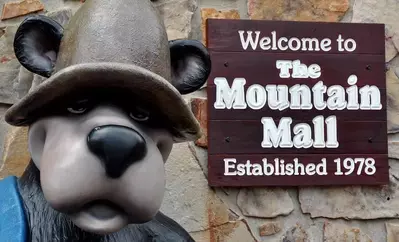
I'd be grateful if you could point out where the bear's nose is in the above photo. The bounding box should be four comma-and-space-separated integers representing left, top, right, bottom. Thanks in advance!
87, 125, 147, 178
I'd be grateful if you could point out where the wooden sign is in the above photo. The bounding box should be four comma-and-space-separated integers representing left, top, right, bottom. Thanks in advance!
206, 19, 389, 187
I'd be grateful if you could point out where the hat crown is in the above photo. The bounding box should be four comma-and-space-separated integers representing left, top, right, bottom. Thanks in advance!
55, 0, 171, 81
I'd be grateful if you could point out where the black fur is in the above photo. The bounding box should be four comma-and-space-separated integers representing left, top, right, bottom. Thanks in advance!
18, 161, 195, 242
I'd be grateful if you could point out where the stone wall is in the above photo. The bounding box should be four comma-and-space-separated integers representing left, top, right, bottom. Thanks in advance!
0, 0, 398, 241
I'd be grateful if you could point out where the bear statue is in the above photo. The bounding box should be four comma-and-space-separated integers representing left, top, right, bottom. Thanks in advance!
0, 0, 211, 241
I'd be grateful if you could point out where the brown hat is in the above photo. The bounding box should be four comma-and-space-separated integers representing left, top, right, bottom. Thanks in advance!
5, 0, 211, 142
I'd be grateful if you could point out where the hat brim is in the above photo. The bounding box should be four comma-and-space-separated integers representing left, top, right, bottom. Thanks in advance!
5, 62, 201, 143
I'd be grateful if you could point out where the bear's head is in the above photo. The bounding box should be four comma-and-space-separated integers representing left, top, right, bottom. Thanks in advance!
5, 0, 210, 235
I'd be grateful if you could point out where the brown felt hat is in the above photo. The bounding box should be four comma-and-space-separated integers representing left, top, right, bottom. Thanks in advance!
5, 0, 211, 142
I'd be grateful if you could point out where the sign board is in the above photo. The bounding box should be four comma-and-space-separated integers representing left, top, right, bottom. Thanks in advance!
206, 19, 389, 187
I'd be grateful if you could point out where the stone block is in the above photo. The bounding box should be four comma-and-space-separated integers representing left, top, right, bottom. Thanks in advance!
153, 0, 197, 40
386, 222, 399, 242
391, 55, 399, 78
259, 222, 281, 237
190, 220, 256, 242
0, 25, 25, 105
281, 224, 308, 242
323, 222, 372, 242
388, 133, 399, 159
385, 39, 398, 63
188, 141, 208, 177
0, 104, 11, 176
0, 7, 76, 105
0, 126, 30, 178
191, 98, 207, 148
161, 143, 230, 232
299, 159, 399, 219
46, 7, 73, 26
237, 187, 294, 218
1, 0, 44, 20
352, 0, 399, 62
200, 8, 240, 46
247, 0, 349, 22
387, 68, 399, 133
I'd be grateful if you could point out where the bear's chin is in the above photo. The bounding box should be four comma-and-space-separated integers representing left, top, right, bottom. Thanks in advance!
69, 202, 130, 235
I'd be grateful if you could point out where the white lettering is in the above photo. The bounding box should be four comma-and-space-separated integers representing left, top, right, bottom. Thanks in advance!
327, 85, 347, 110
238, 30, 260, 50
289, 84, 313, 110
266, 85, 290, 110
276, 60, 292, 78
346, 75, 360, 110
312, 81, 327, 110
224, 158, 237, 175
301, 38, 320, 51
261, 117, 293, 148
214, 77, 247, 109
293, 123, 313, 148
246, 84, 267, 110
320, 38, 332, 51
359, 85, 383, 110
259, 37, 271, 50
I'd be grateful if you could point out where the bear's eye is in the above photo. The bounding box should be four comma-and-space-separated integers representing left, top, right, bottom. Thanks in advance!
129, 106, 150, 122
67, 99, 90, 114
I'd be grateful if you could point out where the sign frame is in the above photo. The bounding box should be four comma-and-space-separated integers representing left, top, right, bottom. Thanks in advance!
206, 19, 389, 187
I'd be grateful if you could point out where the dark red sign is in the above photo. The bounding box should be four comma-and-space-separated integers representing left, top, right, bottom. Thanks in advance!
206, 19, 389, 187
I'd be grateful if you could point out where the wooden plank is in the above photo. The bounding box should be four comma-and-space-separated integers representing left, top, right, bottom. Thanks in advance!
207, 52, 386, 87
208, 154, 389, 186
206, 19, 385, 55
208, 120, 387, 155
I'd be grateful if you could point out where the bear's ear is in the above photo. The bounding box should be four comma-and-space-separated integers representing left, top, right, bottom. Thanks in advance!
169, 40, 211, 95
13, 15, 64, 78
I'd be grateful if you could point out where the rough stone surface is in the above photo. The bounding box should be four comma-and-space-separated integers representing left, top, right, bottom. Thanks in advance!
0, 6, 74, 105
188, 141, 208, 178
388, 133, 399, 159
0, 25, 27, 105
153, 0, 197, 40
1, 0, 45, 20
0, 104, 11, 176
190, 220, 256, 242
0, 126, 30, 178
200, 8, 240, 45
389, 55, 399, 78
15, 8, 74, 94
387, 68, 399, 133
237, 188, 294, 218
259, 222, 281, 237
0, 27, 5, 37
0, 0, 81, 27
0, 0, 398, 241
161, 143, 230, 232
247, 0, 349, 22
191, 98, 207, 148
46, 7, 73, 26
386, 222, 399, 242
323, 222, 372, 242
352, 0, 399, 62
281, 224, 308, 242
299, 159, 399, 219
385, 39, 398, 63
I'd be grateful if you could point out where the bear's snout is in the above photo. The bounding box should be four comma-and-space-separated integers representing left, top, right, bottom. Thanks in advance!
87, 125, 147, 178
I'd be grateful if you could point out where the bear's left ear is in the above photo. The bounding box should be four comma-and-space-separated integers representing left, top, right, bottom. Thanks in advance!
169, 39, 211, 95
13, 15, 64, 78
